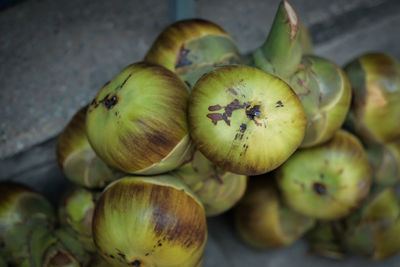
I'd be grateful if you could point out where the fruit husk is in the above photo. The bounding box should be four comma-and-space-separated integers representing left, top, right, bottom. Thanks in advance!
252, 0, 302, 80
144, 19, 240, 88
58, 186, 99, 252
344, 187, 400, 260
344, 52, 400, 145
57, 106, 122, 189
234, 178, 315, 249
366, 140, 400, 191
276, 130, 371, 219
289, 55, 352, 148
0, 182, 89, 266
86, 62, 193, 175
188, 65, 306, 175
93, 175, 207, 267
172, 150, 247, 217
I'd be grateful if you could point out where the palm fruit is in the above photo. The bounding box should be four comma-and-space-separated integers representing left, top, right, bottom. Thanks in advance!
86, 62, 193, 175
92, 175, 207, 267
343, 187, 400, 260
344, 52, 400, 145
0, 182, 90, 266
298, 22, 313, 55
234, 177, 315, 249
289, 55, 352, 148
172, 150, 247, 217
276, 130, 371, 219
305, 221, 347, 259
366, 139, 400, 190
144, 19, 240, 89
57, 106, 122, 188
189, 65, 306, 175
58, 186, 99, 252
252, 0, 303, 80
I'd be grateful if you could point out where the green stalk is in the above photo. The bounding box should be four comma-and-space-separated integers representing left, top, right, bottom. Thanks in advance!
252, 0, 303, 79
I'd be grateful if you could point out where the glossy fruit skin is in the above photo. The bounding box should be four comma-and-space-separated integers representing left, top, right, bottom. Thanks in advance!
172, 150, 247, 217
86, 62, 193, 175
189, 65, 306, 175
234, 178, 315, 249
289, 55, 352, 148
145, 19, 240, 89
57, 106, 121, 188
344, 52, 400, 145
276, 130, 371, 219
93, 175, 207, 267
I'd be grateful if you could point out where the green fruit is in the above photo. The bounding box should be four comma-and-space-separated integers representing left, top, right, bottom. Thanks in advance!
93, 175, 207, 267
145, 19, 240, 88
172, 150, 247, 216
58, 186, 99, 252
276, 130, 371, 219
189, 65, 306, 175
252, 0, 303, 79
344, 52, 400, 144
57, 106, 122, 188
344, 188, 400, 260
366, 140, 400, 190
289, 55, 352, 148
234, 178, 315, 249
86, 62, 193, 175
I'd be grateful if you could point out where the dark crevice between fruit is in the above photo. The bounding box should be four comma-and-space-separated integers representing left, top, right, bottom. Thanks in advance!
49, 251, 73, 265
313, 182, 327, 195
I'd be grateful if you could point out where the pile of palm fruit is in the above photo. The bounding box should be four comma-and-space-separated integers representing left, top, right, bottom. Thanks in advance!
1, 0, 400, 266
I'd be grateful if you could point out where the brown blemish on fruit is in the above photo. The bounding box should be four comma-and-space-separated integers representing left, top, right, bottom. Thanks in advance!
208, 104, 222, 111
276, 100, 284, 107
207, 113, 230, 125
228, 88, 238, 95
313, 182, 327, 195
175, 46, 192, 68
206, 99, 249, 126
49, 251, 73, 265
284, 0, 299, 41
117, 251, 126, 259
129, 260, 141, 266
119, 74, 132, 89
240, 123, 247, 133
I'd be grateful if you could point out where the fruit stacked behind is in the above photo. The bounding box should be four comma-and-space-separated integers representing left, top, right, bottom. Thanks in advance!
1, 0, 400, 266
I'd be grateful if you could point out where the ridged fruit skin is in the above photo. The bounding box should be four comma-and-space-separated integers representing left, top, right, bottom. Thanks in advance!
93, 175, 207, 267
172, 150, 247, 217
234, 178, 315, 249
0, 182, 89, 267
289, 55, 352, 148
344, 52, 400, 145
57, 106, 121, 188
144, 19, 240, 88
58, 186, 99, 252
366, 140, 400, 190
344, 188, 400, 260
276, 130, 371, 219
252, 0, 303, 80
86, 62, 193, 175
189, 65, 306, 175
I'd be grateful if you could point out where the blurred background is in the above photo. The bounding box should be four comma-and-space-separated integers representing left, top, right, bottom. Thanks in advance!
1, 0, 400, 266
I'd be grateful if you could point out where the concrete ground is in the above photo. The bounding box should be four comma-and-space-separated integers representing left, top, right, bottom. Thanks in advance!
1, 0, 400, 266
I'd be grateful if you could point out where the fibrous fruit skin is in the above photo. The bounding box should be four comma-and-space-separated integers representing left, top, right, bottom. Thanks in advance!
172, 150, 247, 217
289, 55, 352, 148
189, 65, 306, 175
276, 130, 371, 220
57, 106, 121, 188
144, 19, 240, 89
344, 52, 400, 145
93, 175, 207, 267
86, 62, 193, 175
234, 178, 315, 249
